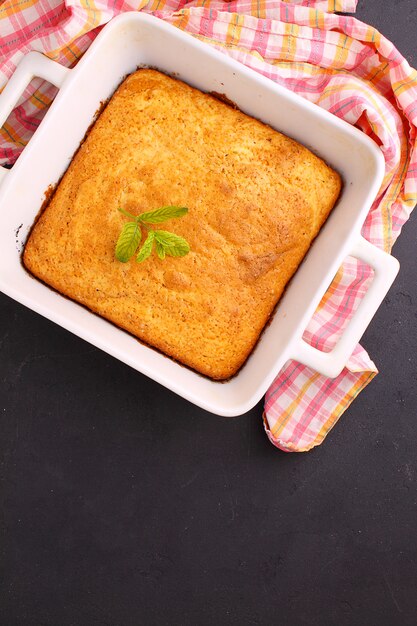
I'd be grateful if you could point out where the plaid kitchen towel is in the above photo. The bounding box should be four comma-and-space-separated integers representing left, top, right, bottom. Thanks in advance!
1, 0, 416, 451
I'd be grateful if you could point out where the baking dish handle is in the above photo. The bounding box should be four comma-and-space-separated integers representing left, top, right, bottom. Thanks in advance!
291, 235, 400, 378
0, 52, 70, 186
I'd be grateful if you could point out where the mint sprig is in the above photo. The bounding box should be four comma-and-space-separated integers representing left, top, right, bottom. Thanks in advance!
115, 206, 190, 263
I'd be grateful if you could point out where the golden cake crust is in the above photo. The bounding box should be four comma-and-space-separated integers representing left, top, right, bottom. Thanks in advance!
23, 69, 342, 380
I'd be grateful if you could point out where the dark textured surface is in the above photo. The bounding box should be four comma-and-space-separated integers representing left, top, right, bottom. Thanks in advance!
1, 3, 417, 625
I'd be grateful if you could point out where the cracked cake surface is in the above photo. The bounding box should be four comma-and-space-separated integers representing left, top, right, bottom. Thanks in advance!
23, 69, 342, 379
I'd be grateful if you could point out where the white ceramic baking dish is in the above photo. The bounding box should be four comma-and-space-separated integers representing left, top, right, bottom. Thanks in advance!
0, 13, 399, 416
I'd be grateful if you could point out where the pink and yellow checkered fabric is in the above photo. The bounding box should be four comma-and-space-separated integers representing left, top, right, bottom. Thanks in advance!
1, 0, 416, 451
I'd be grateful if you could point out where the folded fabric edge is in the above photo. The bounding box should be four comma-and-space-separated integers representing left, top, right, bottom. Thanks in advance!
263, 369, 377, 452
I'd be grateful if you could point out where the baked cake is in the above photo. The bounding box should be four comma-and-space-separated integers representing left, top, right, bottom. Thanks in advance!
23, 69, 342, 380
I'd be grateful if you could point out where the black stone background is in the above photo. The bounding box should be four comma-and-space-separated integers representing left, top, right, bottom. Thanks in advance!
1, 1, 416, 624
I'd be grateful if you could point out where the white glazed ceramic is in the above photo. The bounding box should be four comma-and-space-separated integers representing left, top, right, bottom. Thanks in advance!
0, 13, 399, 416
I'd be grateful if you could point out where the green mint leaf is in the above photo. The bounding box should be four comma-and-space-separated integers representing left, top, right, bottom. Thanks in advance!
136, 230, 155, 263
155, 240, 166, 260
115, 221, 142, 263
154, 230, 190, 257
115, 205, 191, 264
138, 206, 188, 224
